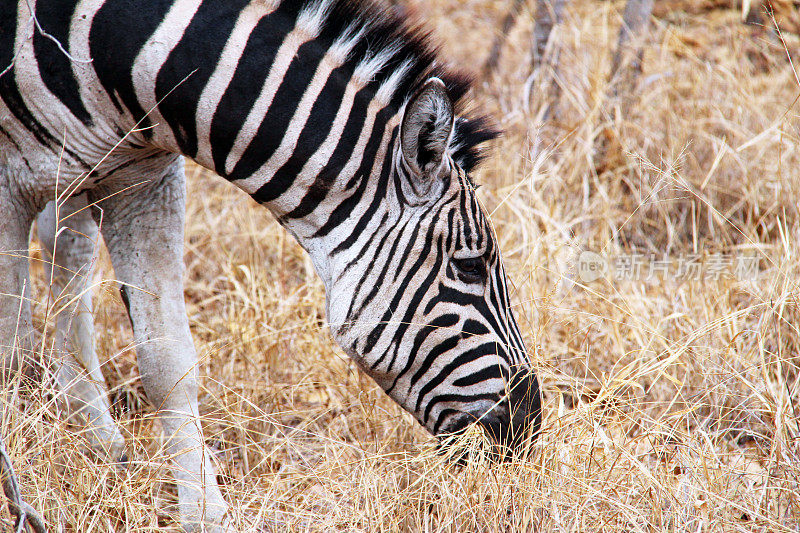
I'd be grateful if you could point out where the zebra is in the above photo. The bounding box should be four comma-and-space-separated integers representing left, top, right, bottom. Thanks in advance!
0, 0, 542, 530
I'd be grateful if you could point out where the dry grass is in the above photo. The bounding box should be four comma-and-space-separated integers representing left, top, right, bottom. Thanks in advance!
3, 0, 800, 531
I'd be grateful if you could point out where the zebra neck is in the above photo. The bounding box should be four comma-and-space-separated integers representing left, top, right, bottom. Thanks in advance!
216, 100, 401, 227
88, 0, 422, 251
269, 120, 402, 288
124, 1, 409, 232
86, 0, 434, 238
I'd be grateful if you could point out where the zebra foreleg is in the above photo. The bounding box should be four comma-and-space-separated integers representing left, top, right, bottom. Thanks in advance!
0, 177, 37, 378
89, 158, 229, 532
37, 195, 127, 464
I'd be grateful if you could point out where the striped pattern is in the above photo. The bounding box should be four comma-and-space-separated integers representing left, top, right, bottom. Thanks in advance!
0, 0, 540, 448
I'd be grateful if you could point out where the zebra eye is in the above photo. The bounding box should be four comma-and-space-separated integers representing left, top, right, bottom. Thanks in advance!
452, 257, 487, 282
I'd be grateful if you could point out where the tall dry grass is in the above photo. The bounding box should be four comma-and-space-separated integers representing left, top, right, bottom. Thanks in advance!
2, 0, 799, 531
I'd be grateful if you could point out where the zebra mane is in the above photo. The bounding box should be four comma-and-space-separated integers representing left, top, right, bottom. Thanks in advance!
304, 0, 499, 173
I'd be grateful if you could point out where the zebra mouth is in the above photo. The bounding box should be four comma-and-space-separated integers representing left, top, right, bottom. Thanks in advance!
434, 410, 518, 464
434, 396, 539, 463
437, 411, 477, 437
433, 411, 477, 464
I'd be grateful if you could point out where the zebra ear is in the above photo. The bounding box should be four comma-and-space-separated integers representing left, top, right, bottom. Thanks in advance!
400, 77, 455, 179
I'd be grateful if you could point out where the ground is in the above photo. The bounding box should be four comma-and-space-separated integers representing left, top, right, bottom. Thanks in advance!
4, 0, 800, 531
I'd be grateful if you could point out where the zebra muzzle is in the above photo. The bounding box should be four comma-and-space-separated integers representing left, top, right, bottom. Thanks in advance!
479, 370, 542, 460
437, 369, 542, 463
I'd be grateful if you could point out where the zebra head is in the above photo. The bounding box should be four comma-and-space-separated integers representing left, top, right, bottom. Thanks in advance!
325, 78, 541, 455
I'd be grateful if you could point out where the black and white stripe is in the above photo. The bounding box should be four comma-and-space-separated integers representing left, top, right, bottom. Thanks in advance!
1, 0, 540, 450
